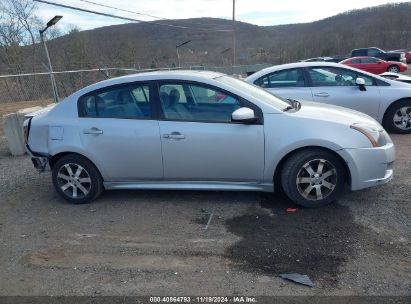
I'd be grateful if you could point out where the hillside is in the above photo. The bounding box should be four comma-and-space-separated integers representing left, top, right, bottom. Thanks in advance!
8, 2, 411, 71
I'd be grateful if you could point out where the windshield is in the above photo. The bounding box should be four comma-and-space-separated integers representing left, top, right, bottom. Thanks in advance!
215, 75, 290, 110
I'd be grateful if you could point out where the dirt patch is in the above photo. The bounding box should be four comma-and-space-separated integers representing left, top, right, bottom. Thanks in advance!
24, 249, 222, 271
224, 193, 365, 285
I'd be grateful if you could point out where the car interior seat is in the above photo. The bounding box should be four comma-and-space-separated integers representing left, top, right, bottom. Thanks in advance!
117, 90, 143, 117
166, 89, 192, 120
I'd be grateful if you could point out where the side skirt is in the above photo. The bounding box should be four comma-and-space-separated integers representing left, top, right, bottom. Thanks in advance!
103, 181, 274, 192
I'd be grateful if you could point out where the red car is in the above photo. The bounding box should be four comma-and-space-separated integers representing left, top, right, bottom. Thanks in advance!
341, 56, 408, 74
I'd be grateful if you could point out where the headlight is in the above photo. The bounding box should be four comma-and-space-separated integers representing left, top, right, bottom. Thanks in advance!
350, 123, 388, 147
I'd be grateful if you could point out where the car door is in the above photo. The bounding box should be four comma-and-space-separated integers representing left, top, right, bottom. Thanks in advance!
360, 57, 381, 74
77, 82, 163, 181
157, 81, 264, 182
307, 66, 381, 119
253, 68, 313, 101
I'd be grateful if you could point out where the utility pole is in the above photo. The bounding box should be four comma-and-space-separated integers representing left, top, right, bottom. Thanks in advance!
39, 15, 62, 103
232, 0, 236, 66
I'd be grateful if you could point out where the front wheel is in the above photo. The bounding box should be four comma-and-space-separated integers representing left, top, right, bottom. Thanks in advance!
52, 154, 103, 204
383, 100, 411, 134
281, 149, 345, 208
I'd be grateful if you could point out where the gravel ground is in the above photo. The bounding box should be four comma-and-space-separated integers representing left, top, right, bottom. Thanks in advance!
0, 134, 409, 296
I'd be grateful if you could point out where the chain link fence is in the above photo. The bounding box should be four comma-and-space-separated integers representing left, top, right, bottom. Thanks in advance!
0, 64, 270, 103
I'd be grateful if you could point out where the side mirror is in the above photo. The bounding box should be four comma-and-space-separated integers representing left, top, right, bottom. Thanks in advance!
232, 107, 258, 123
356, 77, 367, 91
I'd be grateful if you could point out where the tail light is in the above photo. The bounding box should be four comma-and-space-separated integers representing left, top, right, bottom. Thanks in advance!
23, 117, 32, 144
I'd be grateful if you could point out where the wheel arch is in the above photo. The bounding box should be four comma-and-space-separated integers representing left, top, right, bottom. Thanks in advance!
382, 97, 411, 123
387, 64, 400, 71
273, 146, 351, 191
49, 152, 104, 181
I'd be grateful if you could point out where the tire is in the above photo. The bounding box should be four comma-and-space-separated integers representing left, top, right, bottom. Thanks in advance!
387, 65, 400, 73
383, 100, 411, 134
52, 154, 103, 204
281, 149, 345, 208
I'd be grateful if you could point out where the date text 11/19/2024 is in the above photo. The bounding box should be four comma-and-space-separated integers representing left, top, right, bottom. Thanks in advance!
149, 296, 257, 303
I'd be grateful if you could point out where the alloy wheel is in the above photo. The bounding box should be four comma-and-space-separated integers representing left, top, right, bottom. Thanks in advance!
388, 66, 400, 73
56, 163, 92, 199
296, 158, 337, 201
393, 106, 411, 131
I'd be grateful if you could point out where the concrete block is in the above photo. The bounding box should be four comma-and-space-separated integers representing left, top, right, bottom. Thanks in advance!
3, 113, 26, 156
3, 106, 43, 156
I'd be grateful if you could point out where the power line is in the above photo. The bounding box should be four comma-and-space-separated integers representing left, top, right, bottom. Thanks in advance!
34, 0, 233, 32
77, 0, 232, 28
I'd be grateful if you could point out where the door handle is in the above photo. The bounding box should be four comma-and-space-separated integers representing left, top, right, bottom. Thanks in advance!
163, 132, 185, 140
314, 92, 330, 98
83, 127, 103, 135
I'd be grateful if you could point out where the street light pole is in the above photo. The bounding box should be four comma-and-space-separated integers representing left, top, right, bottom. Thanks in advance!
177, 47, 181, 68
221, 47, 232, 66
39, 15, 62, 103
232, 0, 236, 67
176, 40, 192, 68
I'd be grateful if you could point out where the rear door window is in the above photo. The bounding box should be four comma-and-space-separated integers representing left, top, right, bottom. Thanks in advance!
79, 83, 151, 119
360, 57, 379, 64
255, 68, 306, 88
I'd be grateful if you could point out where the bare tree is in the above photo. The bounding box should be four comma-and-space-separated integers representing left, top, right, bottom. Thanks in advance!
0, 0, 40, 71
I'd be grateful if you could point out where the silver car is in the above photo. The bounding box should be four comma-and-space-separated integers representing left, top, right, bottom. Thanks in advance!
24, 71, 395, 207
246, 62, 411, 133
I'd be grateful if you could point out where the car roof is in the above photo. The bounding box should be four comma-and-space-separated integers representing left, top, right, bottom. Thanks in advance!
245, 61, 396, 83
346, 56, 381, 61
76, 70, 225, 95
245, 62, 341, 81
352, 47, 380, 50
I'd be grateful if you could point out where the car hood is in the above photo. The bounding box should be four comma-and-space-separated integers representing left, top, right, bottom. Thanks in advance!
386, 51, 404, 56
290, 101, 382, 128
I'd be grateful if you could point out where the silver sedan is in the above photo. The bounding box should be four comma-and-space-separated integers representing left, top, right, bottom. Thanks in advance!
246, 62, 411, 133
25, 71, 395, 207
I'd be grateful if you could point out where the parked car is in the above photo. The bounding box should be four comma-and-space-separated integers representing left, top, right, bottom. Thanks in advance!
301, 57, 339, 63
390, 49, 411, 64
351, 47, 406, 63
246, 62, 411, 133
25, 71, 394, 208
380, 72, 411, 84
340, 56, 408, 74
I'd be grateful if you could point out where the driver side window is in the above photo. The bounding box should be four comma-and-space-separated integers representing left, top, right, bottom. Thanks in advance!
159, 82, 241, 123
308, 67, 375, 87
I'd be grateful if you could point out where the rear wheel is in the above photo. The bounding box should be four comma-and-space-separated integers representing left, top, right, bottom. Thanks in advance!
52, 154, 103, 204
387, 65, 400, 73
383, 100, 411, 134
281, 149, 345, 208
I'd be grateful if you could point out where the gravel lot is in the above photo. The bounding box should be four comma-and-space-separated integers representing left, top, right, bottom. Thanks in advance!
0, 133, 410, 297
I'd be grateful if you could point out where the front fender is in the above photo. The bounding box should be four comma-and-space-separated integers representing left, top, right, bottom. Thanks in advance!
262, 114, 372, 184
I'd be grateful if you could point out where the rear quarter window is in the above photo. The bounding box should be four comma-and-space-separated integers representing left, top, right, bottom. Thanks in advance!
79, 95, 97, 117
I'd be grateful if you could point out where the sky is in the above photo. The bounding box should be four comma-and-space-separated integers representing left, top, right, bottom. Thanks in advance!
35, 0, 411, 31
